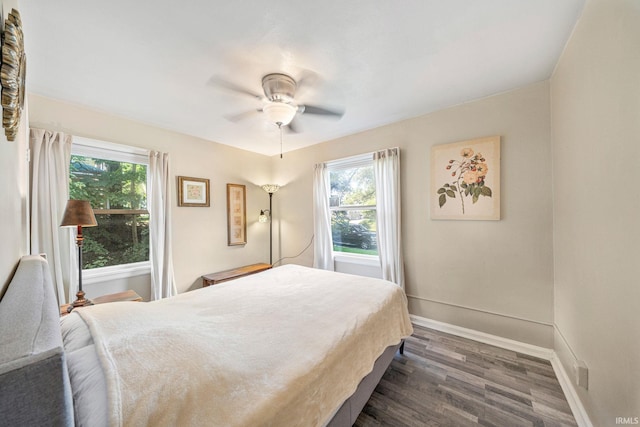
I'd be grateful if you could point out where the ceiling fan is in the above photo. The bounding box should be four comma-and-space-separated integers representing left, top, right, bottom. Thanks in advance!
213, 72, 344, 134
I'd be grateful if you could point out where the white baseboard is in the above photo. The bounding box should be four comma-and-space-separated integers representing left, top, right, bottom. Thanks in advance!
409, 314, 592, 427
409, 314, 554, 360
549, 354, 593, 427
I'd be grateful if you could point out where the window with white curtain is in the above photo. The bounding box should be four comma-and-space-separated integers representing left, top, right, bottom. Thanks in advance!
327, 154, 379, 258
70, 137, 150, 280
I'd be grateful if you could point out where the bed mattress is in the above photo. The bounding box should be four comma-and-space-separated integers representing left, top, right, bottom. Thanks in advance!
62, 264, 413, 427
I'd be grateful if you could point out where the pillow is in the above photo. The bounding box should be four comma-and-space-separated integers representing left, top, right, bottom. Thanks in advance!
60, 312, 94, 352
66, 344, 108, 427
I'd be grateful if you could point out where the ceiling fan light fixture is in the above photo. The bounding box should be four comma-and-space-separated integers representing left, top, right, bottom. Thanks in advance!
262, 102, 296, 126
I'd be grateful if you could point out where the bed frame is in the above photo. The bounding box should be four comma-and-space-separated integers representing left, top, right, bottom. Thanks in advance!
0, 255, 400, 426
0, 255, 73, 426
327, 342, 401, 426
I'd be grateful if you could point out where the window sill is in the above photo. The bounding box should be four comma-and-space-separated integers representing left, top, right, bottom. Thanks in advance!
83, 261, 151, 285
333, 253, 380, 267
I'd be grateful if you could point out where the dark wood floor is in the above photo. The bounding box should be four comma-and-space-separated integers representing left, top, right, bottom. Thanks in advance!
356, 324, 577, 427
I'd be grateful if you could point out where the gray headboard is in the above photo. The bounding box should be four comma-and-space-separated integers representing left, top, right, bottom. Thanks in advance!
0, 255, 74, 426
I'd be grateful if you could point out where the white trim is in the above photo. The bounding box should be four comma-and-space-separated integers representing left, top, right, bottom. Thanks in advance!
326, 152, 372, 170
329, 205, 376, 211
70, 137, 151, 273
83, 261, 151, 285
333, 253, 380, 267
326, 152, 379, 262
73, 136, 149, 165
409, 314, 554, 360
549, 354, 593, 427
409, 314, 593, 427
551, 323, 593, 427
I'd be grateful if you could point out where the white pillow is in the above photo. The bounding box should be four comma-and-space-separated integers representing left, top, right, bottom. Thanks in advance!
66, 344, 109, 427
60, 312, 94, 352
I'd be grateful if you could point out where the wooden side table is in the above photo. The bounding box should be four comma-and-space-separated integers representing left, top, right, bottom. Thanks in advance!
60, 289, 143, 316
202, 263, 272, 287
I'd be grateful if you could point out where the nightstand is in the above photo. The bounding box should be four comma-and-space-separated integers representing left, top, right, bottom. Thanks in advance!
60, 289, 142, 316
202, 263, 272, 287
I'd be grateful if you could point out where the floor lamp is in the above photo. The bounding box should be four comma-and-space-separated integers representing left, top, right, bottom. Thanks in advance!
60, 199, 98, 312
259, 184, 280, 265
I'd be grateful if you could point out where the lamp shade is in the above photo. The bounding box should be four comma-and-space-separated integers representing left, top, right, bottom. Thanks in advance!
60, 200, 98, 227
261, 184, 280, 194
258, 210, 269, 223
262, 102, 296, 126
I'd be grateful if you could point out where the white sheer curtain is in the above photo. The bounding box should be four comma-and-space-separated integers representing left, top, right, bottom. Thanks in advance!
313, 162, 334, 271
373, 148, 404, 288
148, 151, 177, 300
29, 128, 76, 303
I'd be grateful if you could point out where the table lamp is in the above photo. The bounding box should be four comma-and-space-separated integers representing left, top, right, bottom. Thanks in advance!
60, 199, 98, 312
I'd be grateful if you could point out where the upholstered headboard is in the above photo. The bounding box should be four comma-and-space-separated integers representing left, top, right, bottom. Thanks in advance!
0, 255, 74, 426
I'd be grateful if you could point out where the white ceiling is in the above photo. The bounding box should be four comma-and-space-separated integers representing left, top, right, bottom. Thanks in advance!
22, 0, 584, 156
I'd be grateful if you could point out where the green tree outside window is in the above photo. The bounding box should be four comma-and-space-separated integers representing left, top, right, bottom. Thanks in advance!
69, 155, 149, 269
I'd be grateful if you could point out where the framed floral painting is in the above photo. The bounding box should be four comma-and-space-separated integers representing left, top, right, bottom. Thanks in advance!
177, 176, 210, 207
226, 183, 247, 246
431, 136, 500, 220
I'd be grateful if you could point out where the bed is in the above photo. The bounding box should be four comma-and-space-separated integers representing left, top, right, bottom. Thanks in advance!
0, 255, 413, 426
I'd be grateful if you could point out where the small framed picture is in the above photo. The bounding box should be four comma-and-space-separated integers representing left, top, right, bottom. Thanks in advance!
177, 176, 210, 207
226, 183, 247, 246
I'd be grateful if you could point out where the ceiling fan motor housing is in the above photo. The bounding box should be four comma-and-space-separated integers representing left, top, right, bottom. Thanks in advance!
262, 73, 297, 103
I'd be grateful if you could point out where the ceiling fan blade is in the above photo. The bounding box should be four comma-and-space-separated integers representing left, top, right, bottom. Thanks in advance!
224, 109, 262, 123
208, 76, 263, 100
294, 69, 320, 94
286, 118, 300, 134
299, 104, 344, 118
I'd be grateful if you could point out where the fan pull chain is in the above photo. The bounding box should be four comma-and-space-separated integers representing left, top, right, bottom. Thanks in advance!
279, 124, 283, 159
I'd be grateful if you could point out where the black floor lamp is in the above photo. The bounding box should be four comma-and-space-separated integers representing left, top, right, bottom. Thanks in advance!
259, 184, 280, 265
60, 199, 97, 312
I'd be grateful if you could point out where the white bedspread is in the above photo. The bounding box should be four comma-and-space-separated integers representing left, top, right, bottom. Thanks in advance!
76, 265, 413, 427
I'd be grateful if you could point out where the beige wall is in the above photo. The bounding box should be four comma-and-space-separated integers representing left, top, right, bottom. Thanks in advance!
551, 0, 640, 424
14, 1, 640, 421
15, 1, 639, 422
0, 0, 29, 297
28, 94, 272, 296
273, 81, 555, 347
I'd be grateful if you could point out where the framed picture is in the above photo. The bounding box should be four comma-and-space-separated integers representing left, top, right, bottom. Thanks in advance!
226, 183, 247, 246
177, 176, 210, 207
431, 135, 500, 220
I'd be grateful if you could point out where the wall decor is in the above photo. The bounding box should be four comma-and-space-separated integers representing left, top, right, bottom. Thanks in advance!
177, 176, 210, 207
227, 183, 247, 246
1, 8, 26, 141
431, 135, 500, 220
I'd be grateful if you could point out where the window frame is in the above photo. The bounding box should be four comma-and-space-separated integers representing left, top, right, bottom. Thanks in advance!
71, 137, 151, 280
326, 152, 379, 261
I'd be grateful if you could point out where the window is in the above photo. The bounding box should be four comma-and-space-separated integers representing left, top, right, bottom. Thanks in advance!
328, 155, 378, 256
69, 138, 149, 270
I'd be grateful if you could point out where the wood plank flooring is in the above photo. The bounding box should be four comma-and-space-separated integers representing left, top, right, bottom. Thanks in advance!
355, 324, 577, 427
